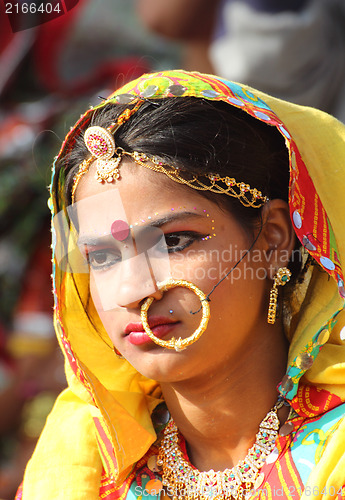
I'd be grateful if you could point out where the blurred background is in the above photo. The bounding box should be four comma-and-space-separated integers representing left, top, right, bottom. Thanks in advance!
0, 0, 344, 498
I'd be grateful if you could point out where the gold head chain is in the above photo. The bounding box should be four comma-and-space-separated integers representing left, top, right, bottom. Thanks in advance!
71, 99, 268, 207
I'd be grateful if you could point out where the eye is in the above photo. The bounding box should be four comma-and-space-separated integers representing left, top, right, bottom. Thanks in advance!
87, 249, 121, 270
164, 231, 207, 253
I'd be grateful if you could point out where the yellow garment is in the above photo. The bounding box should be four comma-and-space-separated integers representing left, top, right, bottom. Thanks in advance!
21, 71, 345, 499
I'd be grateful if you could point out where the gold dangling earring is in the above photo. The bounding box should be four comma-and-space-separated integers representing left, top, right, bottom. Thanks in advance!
267, 267, 291, 324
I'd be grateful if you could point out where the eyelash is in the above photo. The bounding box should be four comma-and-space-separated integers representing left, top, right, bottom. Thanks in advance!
86, 231, 208, 271
86, 248, 120, 271
164, 231, 207, 253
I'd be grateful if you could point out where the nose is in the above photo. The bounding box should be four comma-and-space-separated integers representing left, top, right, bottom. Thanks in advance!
119, 287, 163, 310
115, 253, 165, 309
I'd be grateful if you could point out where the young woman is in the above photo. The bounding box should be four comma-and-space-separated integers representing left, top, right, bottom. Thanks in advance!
17, 70, 345, 499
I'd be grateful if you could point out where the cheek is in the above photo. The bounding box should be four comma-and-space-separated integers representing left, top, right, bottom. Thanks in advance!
93, 305, 119, 347
89, 274, 103, 310
169, 245, 268, 321
169, 247, 246, 298
170, 252, 216, 287
89, 276, 117, 341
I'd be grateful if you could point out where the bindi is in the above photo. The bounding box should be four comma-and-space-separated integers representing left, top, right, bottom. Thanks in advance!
111, 220, 130, 241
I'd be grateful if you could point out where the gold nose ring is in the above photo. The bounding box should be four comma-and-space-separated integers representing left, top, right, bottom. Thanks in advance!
140, 279, 210, 352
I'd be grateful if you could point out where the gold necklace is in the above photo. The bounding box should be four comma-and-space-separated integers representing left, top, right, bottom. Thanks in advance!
156, 400, 284, 500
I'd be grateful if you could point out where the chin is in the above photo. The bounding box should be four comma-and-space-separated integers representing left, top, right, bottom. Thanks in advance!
124, 351, 192, 383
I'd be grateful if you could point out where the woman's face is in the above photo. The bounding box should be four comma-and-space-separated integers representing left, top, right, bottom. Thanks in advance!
75, 160, 275, 383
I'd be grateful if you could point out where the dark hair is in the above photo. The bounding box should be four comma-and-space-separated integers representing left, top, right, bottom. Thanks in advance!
62, 98, 289, 217
56, 97, 303, 279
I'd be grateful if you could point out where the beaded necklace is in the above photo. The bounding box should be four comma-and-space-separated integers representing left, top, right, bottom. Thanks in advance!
155, 400, 286, 500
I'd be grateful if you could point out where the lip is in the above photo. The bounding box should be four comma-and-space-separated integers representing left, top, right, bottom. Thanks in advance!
124, 316, 179, 346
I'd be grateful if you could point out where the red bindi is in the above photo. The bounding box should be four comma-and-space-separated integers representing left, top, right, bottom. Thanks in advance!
111, 220, 130, 241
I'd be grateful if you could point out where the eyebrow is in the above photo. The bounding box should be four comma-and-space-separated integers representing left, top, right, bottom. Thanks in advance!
146, 211, 202, 228
77, 211, 203, 246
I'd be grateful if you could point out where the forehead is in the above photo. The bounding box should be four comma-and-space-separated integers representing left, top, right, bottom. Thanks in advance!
75, 159, 220, 225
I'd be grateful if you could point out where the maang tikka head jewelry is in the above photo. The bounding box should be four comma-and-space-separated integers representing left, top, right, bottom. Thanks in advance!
71, 99, 268, 207
71, 98, 144, 202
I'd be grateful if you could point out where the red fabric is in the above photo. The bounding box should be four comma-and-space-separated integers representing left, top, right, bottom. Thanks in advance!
33, 0, 149, 95
290, 384, 344, 418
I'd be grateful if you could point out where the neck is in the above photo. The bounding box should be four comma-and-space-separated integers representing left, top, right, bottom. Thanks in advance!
160, 323, 289, 472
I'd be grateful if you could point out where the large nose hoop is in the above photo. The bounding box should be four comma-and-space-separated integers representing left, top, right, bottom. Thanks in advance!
140, 279, 210, 352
